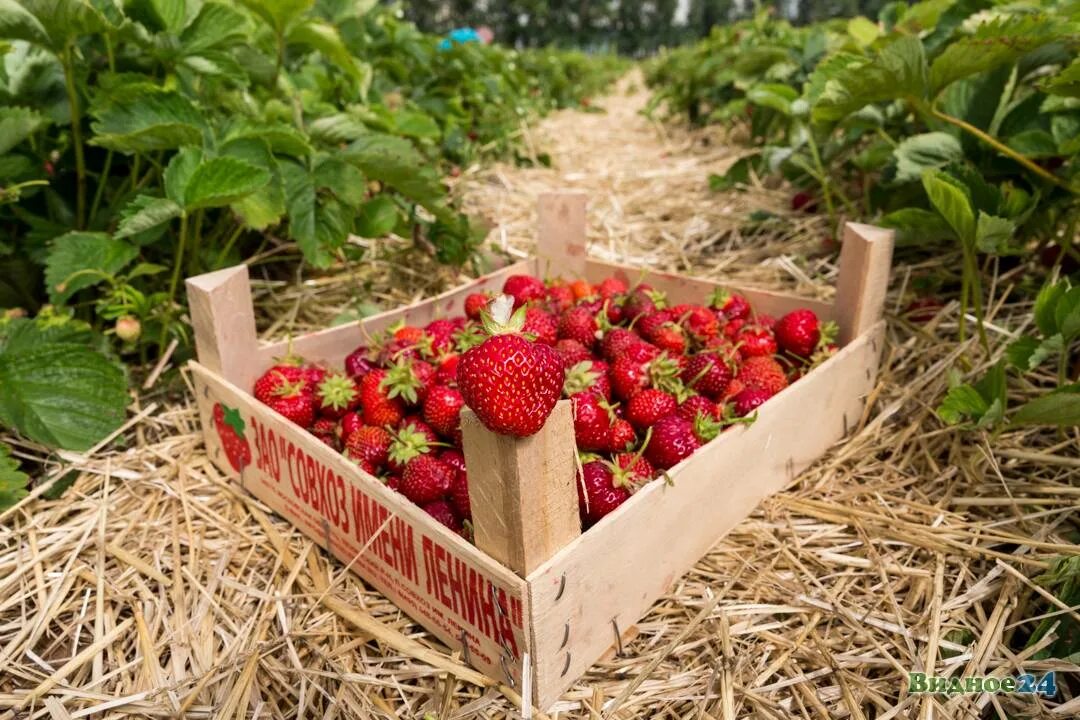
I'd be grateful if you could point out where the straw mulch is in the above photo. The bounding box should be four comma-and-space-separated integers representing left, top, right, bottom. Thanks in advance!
2, 71, 1077, 719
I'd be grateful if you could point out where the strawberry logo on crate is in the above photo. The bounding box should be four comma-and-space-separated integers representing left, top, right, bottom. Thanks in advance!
213, 403, 252, 472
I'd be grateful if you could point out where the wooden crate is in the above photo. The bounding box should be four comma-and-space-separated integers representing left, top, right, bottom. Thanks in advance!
186, 193, 893, 710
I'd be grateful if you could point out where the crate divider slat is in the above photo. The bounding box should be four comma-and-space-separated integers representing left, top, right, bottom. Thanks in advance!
185, 192, 893, 710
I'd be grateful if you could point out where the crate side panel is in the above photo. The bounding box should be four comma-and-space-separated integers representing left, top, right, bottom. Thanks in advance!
585, 259, 834, 324
528, 322, 884, 709
190, 363, 529, 688
258, 259, 536, 369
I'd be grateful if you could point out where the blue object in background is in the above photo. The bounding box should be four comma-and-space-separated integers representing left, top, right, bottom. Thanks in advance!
438, 27, 481, 50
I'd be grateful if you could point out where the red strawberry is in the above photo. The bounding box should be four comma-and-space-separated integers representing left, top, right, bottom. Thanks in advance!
733, 387, 771, 416
422, 499, 462, 532
344, 346, 375, 379
442, 450, 471, 519
608, 418, 636, 452
710, 289, 750, 320
558, 306, 599, 348
360, 369, 405, 428
423, 385, 465, 438
647, 322, 686, 355
614, 451, 655, 484
213, 403, 251, 472
596, 276, 628, 299
546, 284, 575, 313
563, 360, 611, 400
736, 326, 777, 359
571, 392, 614, 451
464, 292, 491, 320
645, 415, 701, 470
599, 328, 637, 363
775, 309, 830, 358
401, 455, 455, 504
425, 318, 458, 354
253, 364, 307, 404
681, 353, 733, 399
311, 417, 340, 448
386, 421, 435, 474
737, 356, 788, 397
457, 296, 565, 437
610, 355, 649, 401
673, 303, 719, 342
267, 390, 316, 428
316, 373, 359, 420
393, 325, 426, 346
436, 353, 460, 385
622, 289, 659, 322
339, 411, 363, 439
677, 395, 722, 422
502, 274, 547, 308
578, 461, 632, 525
304, 364, 328, 389
555, 338, 592, 367
524, 307, 558, 345
569, 279, 594, 300
345, 425, 392, 470
625, 389, 677, 430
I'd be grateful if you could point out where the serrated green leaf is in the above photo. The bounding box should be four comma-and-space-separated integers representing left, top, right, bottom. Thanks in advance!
879, 207, 954, 246
345, 132, 444, 209
393, 110, 440, 140
1005, 129, 1059, 158
282, 161, 344, 267
90, 90, 203, 153
1012, 386, 1080, 427
180, 1, 249, 53
1055, 285, 1080, 342
937, 383, 989, 425
894, 132, 963, 183
746, 83, 798, 115
1034, 280, 1067, 337
1007, 334, 1063, 371
922, 169, 974, 243
13, 0, 109, 49
847, 16, 880, 47
238, 0, 311, 34
115, 195, 181, 238
308, 114, 369, 144
164, 146, 202, 206
0, 317, 127, 450
182, 156, 270, 211
225, 121, 312, 158
0, 441, 28, 510
974, 212, 1016, 254
812, 37, 927, 123
0, 0, 49, 46
0, 106, 46, 154
44, 232, 137, 303
314, 155, 365, 207
354, 195, 398, 237
286, 18, 364, 83
221, 138, 284, 229
929, 14, 1063, 96
1044, 58, 1080, 98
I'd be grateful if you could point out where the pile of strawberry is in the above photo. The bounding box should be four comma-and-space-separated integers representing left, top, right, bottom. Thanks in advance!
251, 272, 835, 536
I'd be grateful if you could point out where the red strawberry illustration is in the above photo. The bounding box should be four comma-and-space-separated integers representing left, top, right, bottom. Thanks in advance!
213, 403, 251, 472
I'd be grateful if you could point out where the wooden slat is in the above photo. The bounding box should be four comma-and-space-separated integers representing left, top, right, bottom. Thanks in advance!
537, 192, 588, 280
526, 322, 886, 709
185, 266, 260, 390
584, 260, 835, 325
257, 259, 537, 370
461, 401, 581, 578
835, 222, 895, 345
190, 363, 531, 688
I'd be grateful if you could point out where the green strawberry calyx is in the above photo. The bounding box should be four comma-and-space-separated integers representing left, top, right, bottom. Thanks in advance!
318, 373, 357, 411
563, 361, 601, 396
221, 404, 246, 438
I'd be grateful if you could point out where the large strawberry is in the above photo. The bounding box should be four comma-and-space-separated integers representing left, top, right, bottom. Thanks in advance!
422, 385, 465, 438
401, 455, 456, 504
253, 363, 307, 404
625, 388, 677, 430
457, 295, 565, 437
502, 274, 547, 308
213, 403, 251, 472
359, 369, 405, 428
578, 460, 633, 526
558, 305, 599, 348
775, 309, 834, 358
736, 356, 789, 397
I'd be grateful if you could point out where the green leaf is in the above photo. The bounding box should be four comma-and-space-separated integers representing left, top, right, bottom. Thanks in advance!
0, 0, 50, 46
221, 138, 284, 230
879, 207, 954, 245
286, 18, 364, 83
708, 155, 756, 191
974, 212, 1017, 254
238, 0, 312, 35
1055, 285, 1080, 342
746, 83, 798, 115
922, 169, 974, 243
1012, 386, 1080, 427
1007, 334, 1063, 371
393, 110, 440, 140
928, 14, 1063, 96
1005, 129, 1059, 158
225, 121, 312, 158
281, 161, 346, 267
44, 232, 137, 304
345, 133, 444, 208
0, 317, 127, 450
164, 147, 202, 207
180, 156, 270, 211
0, 106, 46, 154
90, 90, 204, 154
847, 16, 880, 47
354, 195, 398, 238
0, 441, 28, 510
813, 37, 927, 123
180, 1, 249, 53
115, 195, 181, 239
894, 132, 963, 183
1034, 279, 1067, 337
314, 155, 365, 207
937, 383, 990, 425
1044, 58, 1080, 98
13, 0, 109, 49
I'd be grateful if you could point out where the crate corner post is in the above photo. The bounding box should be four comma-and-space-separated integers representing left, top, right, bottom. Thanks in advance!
537, 191, 588, 280
185, 264, 260, 390
460, 400, 581, 578
835, 223, 894, 345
